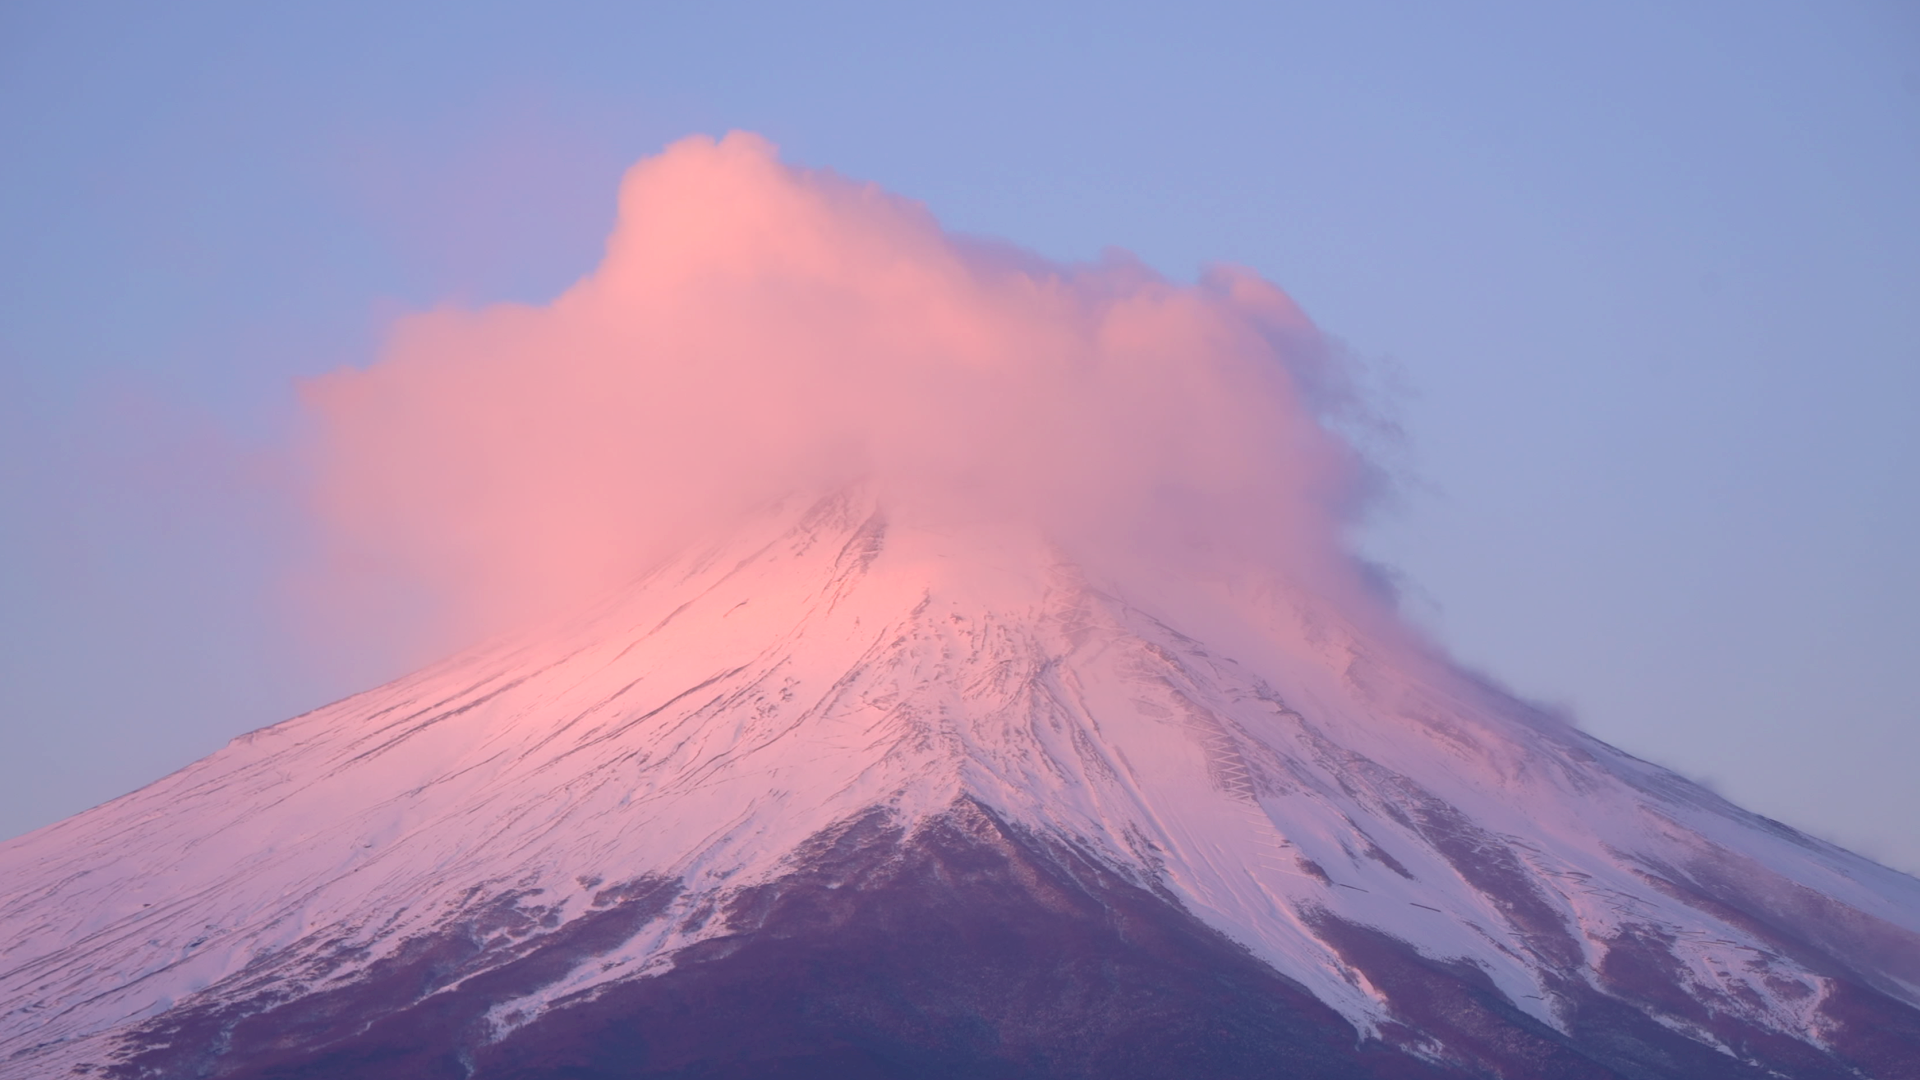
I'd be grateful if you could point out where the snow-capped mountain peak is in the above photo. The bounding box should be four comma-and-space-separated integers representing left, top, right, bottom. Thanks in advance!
4, 492, 1917, 1079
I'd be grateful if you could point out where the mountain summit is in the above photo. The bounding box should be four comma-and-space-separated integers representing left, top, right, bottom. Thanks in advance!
2, 491, 1916, 1078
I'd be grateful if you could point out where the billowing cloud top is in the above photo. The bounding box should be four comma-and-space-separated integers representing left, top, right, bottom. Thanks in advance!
305, 133, 1378, 635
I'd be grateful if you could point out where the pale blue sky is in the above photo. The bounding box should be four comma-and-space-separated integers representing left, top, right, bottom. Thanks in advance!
2, 1, 1916, 870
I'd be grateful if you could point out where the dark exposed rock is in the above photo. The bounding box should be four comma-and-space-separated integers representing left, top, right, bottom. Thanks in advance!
100, 803, 1920, 1079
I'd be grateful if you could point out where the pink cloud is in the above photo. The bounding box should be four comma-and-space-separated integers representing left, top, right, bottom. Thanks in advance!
302, 132, 1381, 641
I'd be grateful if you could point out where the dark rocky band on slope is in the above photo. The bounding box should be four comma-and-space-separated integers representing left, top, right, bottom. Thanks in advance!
104, 803, 1920, 1080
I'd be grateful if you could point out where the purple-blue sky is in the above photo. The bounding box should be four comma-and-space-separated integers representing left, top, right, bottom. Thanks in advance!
2, 2, 1916, 871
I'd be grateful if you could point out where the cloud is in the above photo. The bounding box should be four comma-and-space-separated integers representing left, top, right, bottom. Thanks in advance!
302, 132, 1381, 639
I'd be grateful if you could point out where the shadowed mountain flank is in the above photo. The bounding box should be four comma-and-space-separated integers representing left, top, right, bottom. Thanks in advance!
102, 803, 1920, 1080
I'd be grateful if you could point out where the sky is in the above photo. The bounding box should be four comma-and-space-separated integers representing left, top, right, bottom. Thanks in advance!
1, 1, 1916, 871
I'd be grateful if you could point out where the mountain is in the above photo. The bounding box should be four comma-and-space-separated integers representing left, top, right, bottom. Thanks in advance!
3, 492, 1917, 1079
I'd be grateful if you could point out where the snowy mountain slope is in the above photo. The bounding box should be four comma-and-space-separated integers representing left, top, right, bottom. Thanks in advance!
3, 491, 1917, 1078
